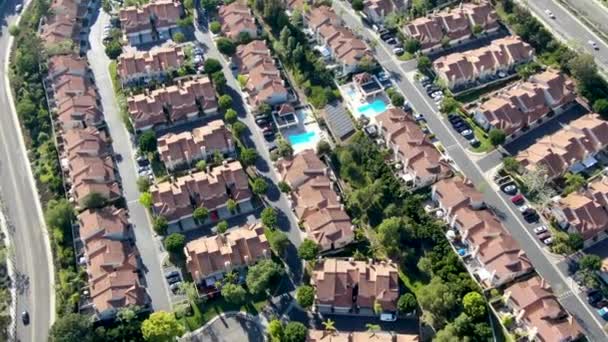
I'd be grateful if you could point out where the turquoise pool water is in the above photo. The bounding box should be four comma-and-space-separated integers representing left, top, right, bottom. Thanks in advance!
358, 99, 388, 117
288, 131, 317, 146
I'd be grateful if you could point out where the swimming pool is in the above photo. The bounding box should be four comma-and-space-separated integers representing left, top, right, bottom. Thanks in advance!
357, 99, 388, 117
288, 131, 318, 146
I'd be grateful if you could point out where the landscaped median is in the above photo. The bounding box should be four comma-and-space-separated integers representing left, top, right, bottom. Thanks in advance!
108, 60, 135, 133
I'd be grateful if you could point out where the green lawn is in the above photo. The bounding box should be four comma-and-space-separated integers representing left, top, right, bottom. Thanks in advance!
398, 52, 414, 61
178, 295, 267, 331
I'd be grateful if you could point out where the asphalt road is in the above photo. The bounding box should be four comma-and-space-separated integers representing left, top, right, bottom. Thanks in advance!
87, 10, 173, 311
0, 0, 54, 341
561, 0, 608, 38
332, 1, 608, 340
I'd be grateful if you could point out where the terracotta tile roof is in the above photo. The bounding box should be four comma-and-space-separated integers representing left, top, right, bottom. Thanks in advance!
40, 14, 81, 46
52, 74, 97, 100
236, 40, 287, 106
51, 0, 88, 19
461, 1, 500, 31
516, 113, 608, 178
505, 276, 583, 342
530, 70, 576, 108
68, 155, 121, 204
127, 77, 217, 130
150, 161, 251, 221
157, 119, 234, 168
306, 5, 340, 31
119, 0, 181, 34
219, 1, 256, 40
433, 176, 484, 213
317, 22, 371, 67
436, 7, 471, 40
556, 176, 608, 240
307, 330, 420, 342
56, 94, 104, 129
405, 17, 443, 49
363, 0, 393, 19
47, 54, 88, 80
185, 223, 270, 282
377, 108, 451, 181
276, 148, 327, 187
118, 45, 185, 80
63, 127, 110, 161
312, 258, 399, 311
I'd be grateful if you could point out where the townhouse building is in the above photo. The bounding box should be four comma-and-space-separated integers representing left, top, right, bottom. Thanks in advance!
362, 0, 394, 24
503, 276, 583, 342
157, 119, 235, 171
117, 45, 186, 87
516, 113, 608, 179
66, 153, 122, 207
218, 1, 258, 41
39, 0, 95, 52
473, 70, 575, 138
376, 108, 452, 188
433, 36, 534, 90
276, 150, 354, 251
150, 160, 253, 226
127, 77, 218, 131
119, 0, 182, 46
184, 223, 270, 289
311, 258, 399, 315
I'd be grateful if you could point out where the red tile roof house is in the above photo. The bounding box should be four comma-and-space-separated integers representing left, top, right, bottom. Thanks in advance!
184, 223, 270, 290
362, 0, 394, 25
433, 36, 534, 90
432, 177, 533, 287
119, 0, 183, 46
117, 45, 185, 87
503, 276, 583, 342
66, 154, 122, 208
218, 2, 258, 41
234, 40, 289, 107
275, 150, 355, 251
60, 127, 110, 165
311, 258, 399, 316
376, 108, 453, 188
516, 113, 608, 179
127, 77, 218, 132
78, 207, 148, 319
157, 119, 236, 171
473, 70, 575, 140
150, 161, 253, 231
39, 0, 96, 53
305, 6, 374, 76
551, 176, 608, 246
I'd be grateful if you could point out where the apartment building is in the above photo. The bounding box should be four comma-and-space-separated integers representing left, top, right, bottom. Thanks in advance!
311, 258, 399, 315
218, 1, 258, 41
276, 150, 354, 251
119, 0, 182, 46
78, 207, 147, 319
117, 45, 185, 87
376, 108, 452, 187
184, 223, 270, 288
150, 161, 253, 225
503, 276, 583, 342
157, 119, 235, 171
307, 330, 420, 342
433, 36, 534, 90
551, 176, 608, 245
127, 77, 218, 131
234, 40, 288, 107
516, 113, 608, 179
473, 70, 575, 138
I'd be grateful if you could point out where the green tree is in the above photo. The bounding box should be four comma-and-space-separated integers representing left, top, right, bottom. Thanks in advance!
177, 16, 193, 29
218, 94, 233, 111
140, 192, 153, 208
252, 177, 269, 195
137, 176, 151, 192
45, 199, 75, 231
204, 58, 222, 74
267, 229, 290, 255
283, 322, 307, 342
417, 55, 431, 72
564, 172, 586, 194
277, 137, 294, 158
196, 159, 207, 171
217, 220, 229, 234
489, 128, 506, 146
226, 199, 237, 213
296, 285, 315, 308
105, 40, 123, 59
377, 217, 404, 257
179, 281, 200, 306
568, 53, 597, 85
389, 92, 405, 107
352, 0, 364, 11
231, 121, 247, 138
502, 156, 520, 173
268, 319, 284, 342
164, 233, 186, 254
579, 254, 602, 272
472, 24, 483, 35
434, 323, 460, 342
210, 21, 221, 34
221, 283, 247, 304
440, 96, 460, 114
50, 313, 93, 342
101, 0, 112, 13
82, 192, 107, 209
172, 32, 186, 43
138, 131, 157, 153
316, 140, 331, 156
141, 311, 184, 342
224, 108, 238, 124
397, 293, 417, 314
278, 181, 291, 193
239, 147, 258, 167
246, 259, 282, 295
261, 207, 278, 228
593, 98, 608, 119
404, 38, 421, 54
217, 37, 236, 55
201, 0, 221, 10
463, 292, 486, 319
298, 239, 319, 261
152, 216, 168, 235
256, 103, 272, 116
417, 277, 457, 328
212, 71, 227, 93
373, 300, 383, 314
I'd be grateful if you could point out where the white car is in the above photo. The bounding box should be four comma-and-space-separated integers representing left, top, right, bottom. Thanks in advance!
518, 204, 529, 212
393, 47, 404, 55
545, 9, 555, 19
542, 237, 553, 245
589, 40, 599, 50
534, 225, 548, 234
460, 129, 473, 137
380, 313, 397, 322
15, 4, 22, 12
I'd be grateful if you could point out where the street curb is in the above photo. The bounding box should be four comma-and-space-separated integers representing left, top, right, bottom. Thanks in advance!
0, 202, 16, 342
3, 0, 57, 334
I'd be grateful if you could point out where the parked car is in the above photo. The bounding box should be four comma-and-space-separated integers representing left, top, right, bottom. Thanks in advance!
587, 290, 603, 307
518, 204, 530, 213
167, 275, 181, 285
523, 209, 539, 223
460, 129, 473, 138
164, 270, 179, 279
533, 225, 548, 234
255, 117, 269, 126
21, 311, 29, 325
393, 47, 404, 55
414, 113, 425, 121
447, 114, 462, 123
386, 38, 398, 46
542, 237, 553, 245
380, 312, 397, 322
469, 138, 480, 147
598, 306, 608, 320
380, 33, 393, 41
453, 123, 471, 133
511, 194, 525, 205
170, 282, 182, 293
15, 4, 22, 12
501, 184, 518, 195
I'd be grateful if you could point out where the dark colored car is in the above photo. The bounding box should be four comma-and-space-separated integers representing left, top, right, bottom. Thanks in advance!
164, 270, 179, 279
22, 311, 29, 325
255, 117, 269, 126
587, 290, 603, 307
167, 275, 181, 285
523, 209, 539, 223
501, 183, 518, 195
380, 33, 393, 41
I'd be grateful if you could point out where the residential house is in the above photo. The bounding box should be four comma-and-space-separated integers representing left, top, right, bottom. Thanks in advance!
47, 54, 89, 81
404, 17, 444, 52
307, 330, 420, 342
218, 2, 258, 41
433, 36, 534, 90
363, 0, 394, 24
157, 119, 235, 170
150, 160, 253, 225
272, 103, 299, 129
276, 150, 354, 251
376, 108, 452, 187
67, 154, 122, 207
473, 70, 575, 137
184, 223, 270, 288
311, 258, 399, 315
461, 1, 500, 33
119, 0, 182, 46
40, 14, 83, 50
127, 77, 218, 131
117, 45, 185, 86
551, 176, 608, 245
55, 93, 104, 131
516, 113, 608, 179
503, 276, 584, 342
78, 207, 147, 319
61, 127, 110, 163
431, 176, 486, 216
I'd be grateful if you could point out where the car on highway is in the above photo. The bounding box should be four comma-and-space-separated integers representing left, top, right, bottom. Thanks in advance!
21, 311, 29, 325
511, 194, 525, 205
501, 184, 518, 195
533, 225, 548, 234
15, 4, 22, 12
589, 40, 599, 50
545, 9, 555, 19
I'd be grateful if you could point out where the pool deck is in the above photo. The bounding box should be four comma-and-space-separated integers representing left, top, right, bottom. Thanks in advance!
281, 107, 325, 153
340, 83, 391, 119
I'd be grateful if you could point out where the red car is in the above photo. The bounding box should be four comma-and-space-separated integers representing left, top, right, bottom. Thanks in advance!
511, 194, 524, 205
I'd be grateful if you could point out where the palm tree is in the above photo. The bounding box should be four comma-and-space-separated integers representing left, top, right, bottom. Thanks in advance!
365, 323, 380, 337
322, 318, 336, 332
